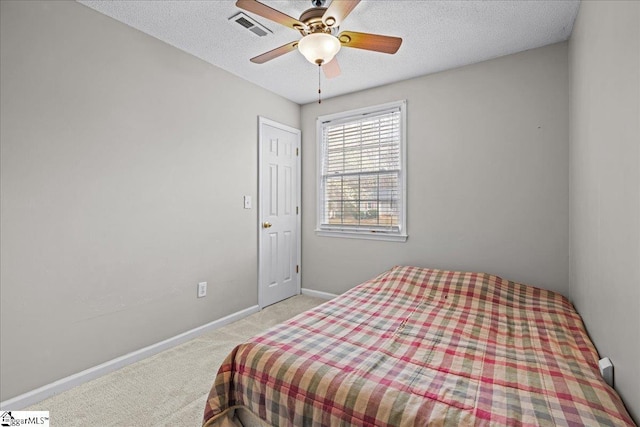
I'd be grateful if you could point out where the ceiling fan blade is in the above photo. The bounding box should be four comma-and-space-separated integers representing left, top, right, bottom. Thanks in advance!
338, 31, 402, 54
322, 0, 360, 27
250, 41, 299, 64
236, 0, 306, 31
323, 57, 341, 79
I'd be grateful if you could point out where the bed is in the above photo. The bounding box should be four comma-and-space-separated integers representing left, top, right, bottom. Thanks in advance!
202, 266, 635, 426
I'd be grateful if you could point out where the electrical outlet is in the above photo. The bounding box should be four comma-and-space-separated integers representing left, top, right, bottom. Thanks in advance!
599, 357, 614, 387
197, 282, 207, 298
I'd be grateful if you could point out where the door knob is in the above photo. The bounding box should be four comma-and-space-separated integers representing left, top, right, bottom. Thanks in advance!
263, 221, 272, 228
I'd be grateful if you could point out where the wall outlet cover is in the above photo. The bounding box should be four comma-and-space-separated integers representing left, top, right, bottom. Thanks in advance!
598, 357, 614, 387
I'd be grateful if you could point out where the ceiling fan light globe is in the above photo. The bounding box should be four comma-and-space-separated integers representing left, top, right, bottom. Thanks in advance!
298, 33, 341, 65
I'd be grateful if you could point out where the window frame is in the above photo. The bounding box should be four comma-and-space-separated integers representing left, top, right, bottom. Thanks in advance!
315, 100, 407, 242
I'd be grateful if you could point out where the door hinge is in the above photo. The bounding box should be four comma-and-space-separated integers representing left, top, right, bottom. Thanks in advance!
296, 147, 299, 156
296, 206, 299, 214
296, 265, 299, 273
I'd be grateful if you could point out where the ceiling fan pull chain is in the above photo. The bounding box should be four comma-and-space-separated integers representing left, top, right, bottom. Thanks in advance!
318, 63, 322, 104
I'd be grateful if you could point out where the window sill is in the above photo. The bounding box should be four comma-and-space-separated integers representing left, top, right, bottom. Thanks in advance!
315, 229, 408, 242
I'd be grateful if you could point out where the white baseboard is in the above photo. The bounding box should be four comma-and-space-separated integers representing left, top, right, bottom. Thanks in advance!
301, 288, 339, 300
0, 304, 260, 410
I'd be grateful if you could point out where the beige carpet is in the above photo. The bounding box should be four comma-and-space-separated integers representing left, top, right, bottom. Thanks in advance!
26, 295, 326, 426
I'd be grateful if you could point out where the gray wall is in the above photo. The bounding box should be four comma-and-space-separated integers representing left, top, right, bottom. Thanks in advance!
0, 0, 299, 400
301, 43, 569, 296
568, 1, 639, 422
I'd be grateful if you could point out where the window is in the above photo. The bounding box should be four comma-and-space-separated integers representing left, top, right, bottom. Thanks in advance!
316, 100, 407, 242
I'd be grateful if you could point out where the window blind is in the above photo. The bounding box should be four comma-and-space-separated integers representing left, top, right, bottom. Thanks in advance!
319, 108, 402, 233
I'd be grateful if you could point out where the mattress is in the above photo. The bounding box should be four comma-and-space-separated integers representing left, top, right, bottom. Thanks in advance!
203, 266, 635, 426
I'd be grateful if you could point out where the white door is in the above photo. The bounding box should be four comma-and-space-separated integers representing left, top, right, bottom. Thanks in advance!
258, 117, 301, 308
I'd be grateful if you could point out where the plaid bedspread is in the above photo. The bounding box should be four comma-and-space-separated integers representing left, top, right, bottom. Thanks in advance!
203, 266, 635, 426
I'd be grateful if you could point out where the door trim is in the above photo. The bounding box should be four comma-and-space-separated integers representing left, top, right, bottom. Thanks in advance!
257, 116, 301, 309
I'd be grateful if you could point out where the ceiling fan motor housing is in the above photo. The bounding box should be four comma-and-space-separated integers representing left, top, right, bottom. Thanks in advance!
298, 7, 338, 35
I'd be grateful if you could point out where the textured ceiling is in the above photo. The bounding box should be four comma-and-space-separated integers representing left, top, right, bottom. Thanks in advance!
77, 0, 580, 105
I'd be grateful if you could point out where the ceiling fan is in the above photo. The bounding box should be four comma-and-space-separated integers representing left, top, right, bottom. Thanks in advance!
236, 0, 403, 79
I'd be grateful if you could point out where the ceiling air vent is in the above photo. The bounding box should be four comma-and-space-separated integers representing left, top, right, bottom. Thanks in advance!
229, 12, 272, 37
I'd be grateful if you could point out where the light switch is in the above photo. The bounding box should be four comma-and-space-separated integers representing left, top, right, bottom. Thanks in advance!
243, 195, 252, 209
